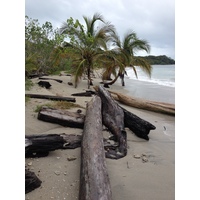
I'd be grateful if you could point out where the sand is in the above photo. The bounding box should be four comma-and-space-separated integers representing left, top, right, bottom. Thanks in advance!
25, 72, 175, 200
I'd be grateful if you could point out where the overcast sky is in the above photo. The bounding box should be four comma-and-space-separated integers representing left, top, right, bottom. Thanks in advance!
25, 0, 175, 59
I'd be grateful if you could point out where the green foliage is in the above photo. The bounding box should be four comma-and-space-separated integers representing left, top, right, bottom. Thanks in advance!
25, 77, 33, 90
25, 16, 66, 75
137, 55, 175, 65
60, 13, 116, 88
25, 14, 155, 88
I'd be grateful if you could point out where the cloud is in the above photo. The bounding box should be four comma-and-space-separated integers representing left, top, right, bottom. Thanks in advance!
25, 0, 175, 59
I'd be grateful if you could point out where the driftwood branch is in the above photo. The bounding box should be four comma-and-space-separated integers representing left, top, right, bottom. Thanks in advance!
71, 91, 92, 97
39, 77, 63, 83
25, 94, 76, 102
109, 90, 175, 116
79, 95, 112, 200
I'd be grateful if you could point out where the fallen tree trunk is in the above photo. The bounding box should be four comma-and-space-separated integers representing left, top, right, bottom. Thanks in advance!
25, 94, 76, 102
38, 107, 85, 128
98, 85, 127, 159
109, 90, 175, 116
25, 169, 42, 194
25, 133, 82, 158
79, 95, 112, 200
39, 77, 63, 83
94, 86, 156, 141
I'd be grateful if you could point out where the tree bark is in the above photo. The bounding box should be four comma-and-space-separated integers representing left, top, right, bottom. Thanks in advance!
37, 107, 85, 128
97, 85, 127, 159
25, 94, 76, 102
25, 133, 82, 158
79, 95, 112, 200
109, 90, 175, 116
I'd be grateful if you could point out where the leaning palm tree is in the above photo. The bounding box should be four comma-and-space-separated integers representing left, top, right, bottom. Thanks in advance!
60, 13, 115, 88
102, 30, 152, 86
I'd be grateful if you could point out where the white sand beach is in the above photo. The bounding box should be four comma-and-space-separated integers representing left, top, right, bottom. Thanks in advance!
25, 73, 175, 200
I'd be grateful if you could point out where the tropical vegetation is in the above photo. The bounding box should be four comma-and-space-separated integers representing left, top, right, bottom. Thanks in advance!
25, 13, 155, 88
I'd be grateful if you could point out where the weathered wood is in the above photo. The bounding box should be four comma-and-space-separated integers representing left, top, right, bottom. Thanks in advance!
122, 107, 156, 140
98, 85, 127, 159
25, 169, 42, 194
94, 85, 156, 141
28, 73, 49, 79
71, 91, 92, 97
109, 90, 175, 116
38, 81, 52, 89
39, 77, 63, 83
38, 107, 85, 128
25, 94, 76, 102
79, 95, 112, 200
25, 133, 82, 158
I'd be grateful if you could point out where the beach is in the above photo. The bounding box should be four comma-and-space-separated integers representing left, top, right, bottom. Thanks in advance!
25, 72, 175, 200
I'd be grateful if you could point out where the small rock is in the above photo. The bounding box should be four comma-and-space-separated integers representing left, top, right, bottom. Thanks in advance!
54, 171, 61, 175
67, 156, 77, 161
27, 162, 32, 166
142, 156, 148, 163
133, 154, 141, 159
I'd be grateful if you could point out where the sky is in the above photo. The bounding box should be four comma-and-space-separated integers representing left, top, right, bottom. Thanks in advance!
25, 0, 175, 59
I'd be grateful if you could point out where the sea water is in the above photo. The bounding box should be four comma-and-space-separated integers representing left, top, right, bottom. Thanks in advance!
121, 65, 175, 104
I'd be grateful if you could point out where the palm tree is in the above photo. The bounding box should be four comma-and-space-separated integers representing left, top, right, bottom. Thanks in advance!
102, 30, 152, 86
60, 13, 115, 88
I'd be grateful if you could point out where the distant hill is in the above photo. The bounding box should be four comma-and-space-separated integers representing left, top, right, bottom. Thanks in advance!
137, 55, 175, 65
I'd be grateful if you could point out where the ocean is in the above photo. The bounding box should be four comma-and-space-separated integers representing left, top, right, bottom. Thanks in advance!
119, 65, 175, 104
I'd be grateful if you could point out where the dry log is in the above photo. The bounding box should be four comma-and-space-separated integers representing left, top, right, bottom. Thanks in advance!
39, 77, 63, 83
79, 95, 112, 200
25, 169, 42, 194
25, 133, 82, 158
97, 85, 127, 159
109, 90, 175, 116
25, 94, 76, 102
38, 107, 85, 128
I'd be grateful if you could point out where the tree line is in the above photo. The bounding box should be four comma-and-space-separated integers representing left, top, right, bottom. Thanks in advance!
137, 55, 175, 65
25, 13, 167, 88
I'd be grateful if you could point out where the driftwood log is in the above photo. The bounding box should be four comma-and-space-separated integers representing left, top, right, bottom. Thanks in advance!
79, 95, 112, 200
25, 169, 42, 194
122, 107, 156, 140
98, 85, 127, 159
39, 77, 63, 83
38, 81, 52, 89
25, 94, 76, 102
38, 107, 85, 128
109, 90, 175, 116
37, 91, 156, 142
25, 133, 82, 158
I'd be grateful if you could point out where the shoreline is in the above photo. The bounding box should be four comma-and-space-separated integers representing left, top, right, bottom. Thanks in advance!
25, 73, 175, 200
